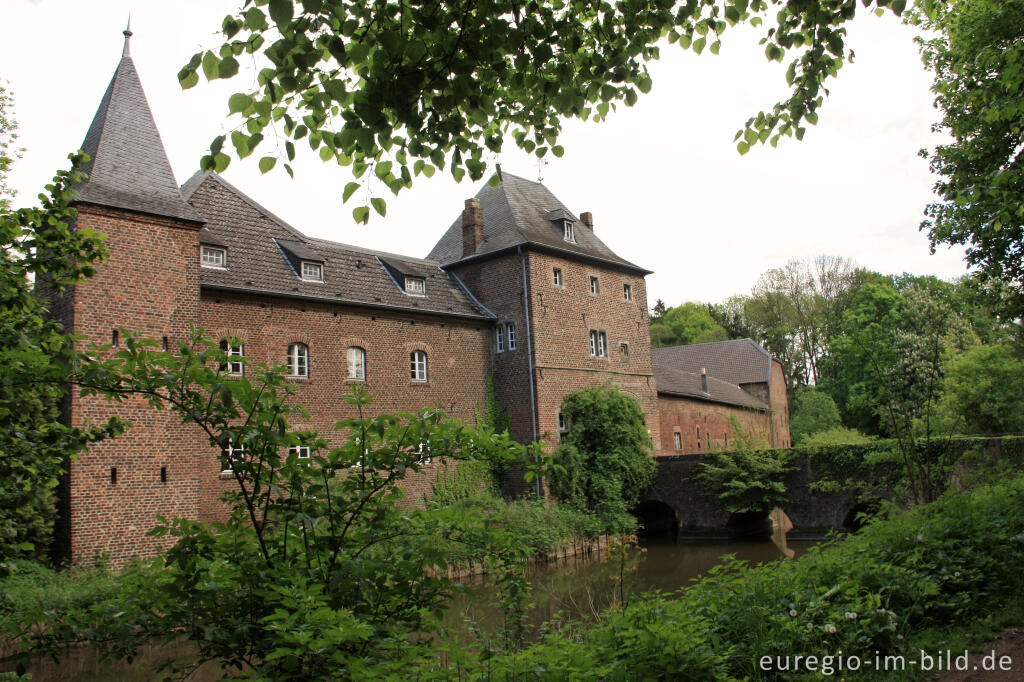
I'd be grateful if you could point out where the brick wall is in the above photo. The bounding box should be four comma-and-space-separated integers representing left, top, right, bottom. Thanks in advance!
526, 251, 659, 453
768, 358, 792, 448
60, 204, 205, 566
198, 290, 492, 513
656, 393, 773, 456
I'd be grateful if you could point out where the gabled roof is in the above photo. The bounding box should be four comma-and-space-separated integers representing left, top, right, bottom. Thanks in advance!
182, 172, 493, 321
75, 34, 201, 223
652, 338, 773, 386
427, 172, 649, 274
653, 363, 768, 410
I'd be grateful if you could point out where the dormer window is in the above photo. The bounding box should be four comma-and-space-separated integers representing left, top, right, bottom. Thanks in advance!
405, 277, 426, 295
301, 261, 323, 282
201, 246, 226, 268
563, 220, 575, 243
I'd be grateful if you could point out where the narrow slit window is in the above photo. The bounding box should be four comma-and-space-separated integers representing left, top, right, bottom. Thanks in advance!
589, 276, 600, 295
553, 267, 563, 286
110, 467, 117, 484
111, 329, 119, 347
506, 323, 517, 350
160, 466, 167, 483
495, 325, 505, 353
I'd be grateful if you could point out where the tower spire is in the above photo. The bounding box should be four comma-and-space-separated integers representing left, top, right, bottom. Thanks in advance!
122, 16, 132, 58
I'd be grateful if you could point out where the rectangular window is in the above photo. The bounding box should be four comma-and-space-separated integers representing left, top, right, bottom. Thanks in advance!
506, 323, 517, 350
223, 341, 244, 376
620, 341, 630, 356
405, 277, 426, 295
347, 347, 366, 380
301, 261, 323, 281
552, 268, 563, 286
495, 325, 505, 353
201, 246, 226, 268
289, 445, 311, 460
589, 329, 607, 357
558, 412, 568, 433
623, 283, 633, 302
563, 221, 575, 243
673, 432, 682, 450
411, 350, 428, 381
222, 442, 246, 473
589, 276, 600, 295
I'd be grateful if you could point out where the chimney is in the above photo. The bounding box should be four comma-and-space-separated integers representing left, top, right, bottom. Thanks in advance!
462, 198, 484, 257
580, 211, 594, 231
700, 367, 708, 394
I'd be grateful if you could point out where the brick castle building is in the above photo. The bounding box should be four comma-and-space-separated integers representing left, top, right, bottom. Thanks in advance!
54, 33, 789, 564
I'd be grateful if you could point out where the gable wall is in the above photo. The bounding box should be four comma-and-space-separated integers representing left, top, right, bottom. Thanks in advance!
657, 394, 772, 455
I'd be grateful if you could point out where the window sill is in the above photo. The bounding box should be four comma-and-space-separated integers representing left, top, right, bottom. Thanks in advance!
346, 377, 366, 383
410, 380, 428, 385
286, 375, 310, 381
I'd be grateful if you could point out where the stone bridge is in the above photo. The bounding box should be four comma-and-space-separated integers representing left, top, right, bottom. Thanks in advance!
637, 454, 867, 540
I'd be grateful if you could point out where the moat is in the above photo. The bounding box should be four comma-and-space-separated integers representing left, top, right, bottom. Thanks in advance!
12, 521, 819, 680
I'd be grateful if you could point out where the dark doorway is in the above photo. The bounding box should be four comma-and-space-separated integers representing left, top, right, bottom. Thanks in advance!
725, 511, 773, 540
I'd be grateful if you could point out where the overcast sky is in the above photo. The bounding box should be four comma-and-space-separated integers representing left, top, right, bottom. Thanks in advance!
3, 0, 967, 306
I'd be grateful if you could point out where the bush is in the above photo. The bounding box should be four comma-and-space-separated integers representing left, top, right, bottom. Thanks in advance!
548, 385, 656, 534
0, 560, 122, 634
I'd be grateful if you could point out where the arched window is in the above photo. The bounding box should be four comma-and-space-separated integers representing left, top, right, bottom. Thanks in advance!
347, 346, 366, 381
410, 350, 427, 382
287, 342, 308, 377
220, 339, 244, 376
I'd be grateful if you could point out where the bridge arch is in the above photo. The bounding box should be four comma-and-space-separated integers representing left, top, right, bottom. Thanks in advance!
634, 499, 679, 539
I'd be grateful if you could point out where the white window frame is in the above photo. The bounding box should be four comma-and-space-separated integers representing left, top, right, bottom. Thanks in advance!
589, 275, 600, 295
410, 350, 428, 382
563, 220, 575, 243
552, 267, 563, 287
416, 441, 432, 464
301, 260, 323, 282
405, 277, 426, 296
201, 246, 226, 269
623, 282, 633, 302
589, 329, 607, 358
222, 340, 244, 376
221, 441, 246, 473
495, 324, 505, 353
347, 346, 366, 381
506, 322, 517, 350
289, 444, 311, 460
673, 432, 682, 450
287, 342, 309, 378
558, 412, 568, 433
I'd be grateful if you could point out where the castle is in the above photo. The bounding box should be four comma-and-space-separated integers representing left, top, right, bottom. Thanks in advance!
53, 32, 789, 565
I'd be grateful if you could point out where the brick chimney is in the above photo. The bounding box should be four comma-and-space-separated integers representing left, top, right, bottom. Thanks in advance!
701, 367, 709, 394
580, 211, 594, 231
462, 198, 484, 257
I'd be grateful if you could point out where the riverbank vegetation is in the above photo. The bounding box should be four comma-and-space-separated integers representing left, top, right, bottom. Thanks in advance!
429, 475, 1024, 680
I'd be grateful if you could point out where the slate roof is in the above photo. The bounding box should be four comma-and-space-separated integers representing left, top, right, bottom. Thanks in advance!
652, 338, 773, 386
653, 363, 768, 410
75, 35, 202, 223
181, 172, 493, 320
427, 172, 649, 274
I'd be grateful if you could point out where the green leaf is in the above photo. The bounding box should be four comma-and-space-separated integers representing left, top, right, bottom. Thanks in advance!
370, 197, 387, 217
737, 141, 750, 155
228, 93, 253, 114
342, 182, 360, 203
258, 157, 277, 174
201, 51, 220, 80
268, 0, 293, 26
352, 206, 370, 224
218, 57, 240, 79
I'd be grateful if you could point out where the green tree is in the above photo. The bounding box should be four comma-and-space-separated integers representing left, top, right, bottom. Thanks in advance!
0, 153, 123, 572
0, 82, 21, 212
937, 343, 1024, 435
548, 384, 656, 533
649, 301, 729, 348
915, 0, 1024, 314
789, 386, 841, 444
182, 0, 911, 222
19, 334, 534, 678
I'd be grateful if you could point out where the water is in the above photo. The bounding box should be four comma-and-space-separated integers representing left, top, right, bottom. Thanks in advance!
6, 523, 820, 679
443, 533, 819, 638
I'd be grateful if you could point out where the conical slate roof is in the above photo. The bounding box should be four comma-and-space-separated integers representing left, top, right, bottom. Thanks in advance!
427, 172, 648, 273
75, 32, 201, 223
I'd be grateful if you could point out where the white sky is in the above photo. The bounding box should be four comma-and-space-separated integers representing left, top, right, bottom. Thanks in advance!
3, 0, 968, 306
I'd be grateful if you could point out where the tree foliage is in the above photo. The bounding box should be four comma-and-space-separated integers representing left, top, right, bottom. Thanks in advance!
19, 333, 535, 678
937, 343, 1024, 435
915, 0, 1024, 313
789, 386, 841, 444
548, 384, 655, 533
184, 0, 910, 222
0, 81, 21, 212
649, 301, 728, 348
0, 153, 123, 573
